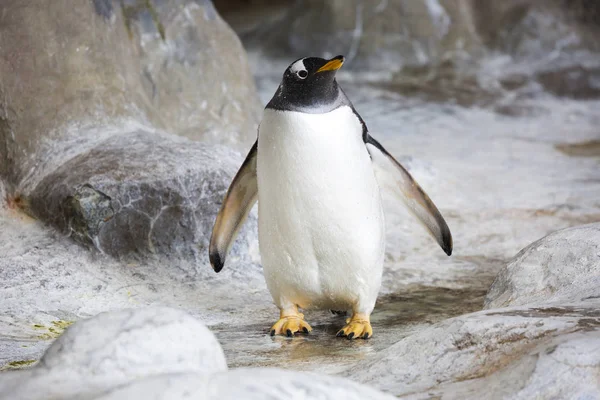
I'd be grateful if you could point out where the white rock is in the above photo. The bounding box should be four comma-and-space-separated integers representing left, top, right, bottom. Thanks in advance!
91, 368, 396, 400
0, 307, 227, 400
485, 223, 600, 309
345, 302, 600, 397
505, 331, 600, 400
402, 331, 600, 400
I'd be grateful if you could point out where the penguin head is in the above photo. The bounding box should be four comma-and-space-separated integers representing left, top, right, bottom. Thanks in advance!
284, 55, 344, 85
266, 55, 350, 113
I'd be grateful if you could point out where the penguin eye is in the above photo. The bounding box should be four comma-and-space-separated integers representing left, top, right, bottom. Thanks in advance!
297, 70, 308, 79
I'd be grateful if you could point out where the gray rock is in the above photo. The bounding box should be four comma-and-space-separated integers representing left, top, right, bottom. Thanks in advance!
0, 179, 5, 209
484, 223, 600, 309
413, 331, 600, 400
217, 0, 600, 73
92, 369, 396, 400
22, 126, 256, 261
0, 0, 260, 260
0, 0, 259, 185
346, 302, 600, 397
121, 0, 261, 149
218, 0, 481, 72
0, 306, 395, 400
0, 307, 228, 400
536, 64, 600, 100
0, 201, 264, 373
476, 1, 600, 56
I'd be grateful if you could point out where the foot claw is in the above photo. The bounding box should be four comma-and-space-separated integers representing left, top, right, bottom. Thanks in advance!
269, 313, 312, 337
336, 314, 372, 340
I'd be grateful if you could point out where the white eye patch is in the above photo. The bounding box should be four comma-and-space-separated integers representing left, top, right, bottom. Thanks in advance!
289, 59, 308, 78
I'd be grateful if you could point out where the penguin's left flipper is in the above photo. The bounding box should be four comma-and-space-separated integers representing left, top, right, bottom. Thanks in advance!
209, 141, 258, 272
365, 135, 453, 256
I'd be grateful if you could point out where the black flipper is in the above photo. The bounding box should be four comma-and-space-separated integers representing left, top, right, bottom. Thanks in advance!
209, 141, 258, 272
365, 135, 453, 256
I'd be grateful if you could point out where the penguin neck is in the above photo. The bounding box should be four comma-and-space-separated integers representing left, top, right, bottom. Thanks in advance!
266, 80, 352, 114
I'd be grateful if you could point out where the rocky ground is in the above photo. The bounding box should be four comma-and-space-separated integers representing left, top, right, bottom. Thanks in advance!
1, 1, 600, 399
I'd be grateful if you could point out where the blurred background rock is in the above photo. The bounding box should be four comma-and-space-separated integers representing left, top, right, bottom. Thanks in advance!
215, 0, 600, 104
0, 0, 259, 262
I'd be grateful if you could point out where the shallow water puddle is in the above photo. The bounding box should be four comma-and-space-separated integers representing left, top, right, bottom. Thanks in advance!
214, 285, 487, 373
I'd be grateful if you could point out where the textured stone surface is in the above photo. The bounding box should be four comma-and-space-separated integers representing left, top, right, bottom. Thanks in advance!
217, 0, 600, 73
346, 302, 600, 397
485, 223, 600, 309
0, 307, 227, 400
2, 82, 600, 391
0, 205, 263, 373
0, 307, 394, 400
0, 0, 261, 261
93, 369, 396, 400
23, 126, 256, 261
0, 179, 5, 209
400, 331, 600, 400
125, 0, 261, 148
2, 1, 600, 398
0, 0, 259, 185
219, 0, 480, 72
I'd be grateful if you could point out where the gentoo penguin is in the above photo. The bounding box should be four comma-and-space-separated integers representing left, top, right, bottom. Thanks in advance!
209, 55, 452, 340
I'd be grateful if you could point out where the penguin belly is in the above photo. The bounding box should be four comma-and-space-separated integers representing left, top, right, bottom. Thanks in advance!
257, 106, 385, 314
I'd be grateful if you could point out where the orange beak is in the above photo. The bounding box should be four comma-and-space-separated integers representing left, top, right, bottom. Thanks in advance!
317, 56, 345, 73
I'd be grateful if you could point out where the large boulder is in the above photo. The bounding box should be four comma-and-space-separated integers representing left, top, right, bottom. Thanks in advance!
484, 223, 600, 309
424, 331, 600, 400
91, 369, 396, 400
125, 0, 261, 148
217, 0, 481, 72
0, 0, 260, 260
0, 307, 228, 400
0, 0, 259, 184
216, 0, 600, 73
345, 302, 600, 398
0, 307, 396, 400
345, 223, 600, 398
22, 127, 256, 261
0, 199, 265, 373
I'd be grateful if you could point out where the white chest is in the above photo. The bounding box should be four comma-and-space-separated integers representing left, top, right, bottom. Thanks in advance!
256, 106, 385, 310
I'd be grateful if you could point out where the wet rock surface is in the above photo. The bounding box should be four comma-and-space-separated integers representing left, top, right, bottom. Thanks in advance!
346, 303, 600, 397
92, 368, 396, 400
2, 85, 599, 397
400, 330, 600, 400
0, 308, 394, 400
1, 0, 600, 399
0, 307, 227, 400
121, 0, 261, 149
485, 223, 600, 309
0, 0, 259, 184
217, 0, 600, 73
25, 128, 256, 261
0, 0, 260, 260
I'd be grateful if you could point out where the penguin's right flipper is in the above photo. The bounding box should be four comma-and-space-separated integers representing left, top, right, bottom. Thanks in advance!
209, 141, 258, 272
365, 135, 453, 256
